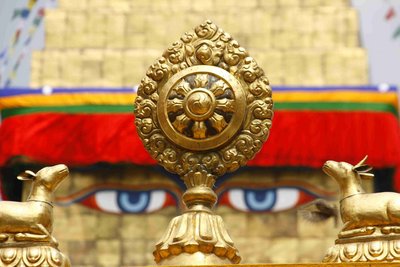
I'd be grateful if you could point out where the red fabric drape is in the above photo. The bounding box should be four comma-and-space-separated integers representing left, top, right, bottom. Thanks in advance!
1, 111, 399, 169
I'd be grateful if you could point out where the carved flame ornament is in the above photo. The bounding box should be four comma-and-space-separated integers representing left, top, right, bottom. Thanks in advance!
134, 20, 273, 265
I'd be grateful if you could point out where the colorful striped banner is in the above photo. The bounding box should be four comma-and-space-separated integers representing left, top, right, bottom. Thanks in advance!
0, 86, 399, 173
0, 101, 397, 119
0, 86, 397, 115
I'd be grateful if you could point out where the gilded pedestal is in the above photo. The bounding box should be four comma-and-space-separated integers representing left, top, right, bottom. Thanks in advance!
324, 229, 400, 262
134, 20, 273, 265
0, 244, 70, 266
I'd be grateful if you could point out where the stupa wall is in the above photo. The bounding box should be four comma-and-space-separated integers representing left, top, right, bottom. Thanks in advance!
27, 0, 370, 266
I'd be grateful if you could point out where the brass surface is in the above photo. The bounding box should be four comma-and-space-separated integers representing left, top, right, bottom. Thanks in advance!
323, 157, 400, 263
157, 251, 232, 265
0, 165, 70, 266
141, 264, 400, 267
134, 20, 273, 265
154, 173, 241, 265
142, 264, 400, 267
157, 65, 246, 150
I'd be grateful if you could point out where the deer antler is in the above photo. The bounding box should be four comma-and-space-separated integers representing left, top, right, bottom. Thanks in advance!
353, 155, 368, 170
352, 155, 374, 179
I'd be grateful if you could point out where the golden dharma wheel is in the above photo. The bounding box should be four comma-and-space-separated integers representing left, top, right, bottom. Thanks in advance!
134, 20, 273, 265
158, 65, 246, 151
135, 20, 273, 178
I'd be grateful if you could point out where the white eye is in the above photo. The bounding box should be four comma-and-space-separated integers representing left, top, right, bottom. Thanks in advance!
91, 189, 171, 213
144, 190, 167, 212
271, 188, 299, 211
225, 188, 277, 212
226, 189, 248, 211
220, 187, 316, 212
55, 186, 180, 214
95, 190, 120, 213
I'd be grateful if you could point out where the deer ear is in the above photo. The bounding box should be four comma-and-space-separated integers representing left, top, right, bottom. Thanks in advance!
354, 165, 373, 173
360, 172, 375, 180
17, 170, 36, 181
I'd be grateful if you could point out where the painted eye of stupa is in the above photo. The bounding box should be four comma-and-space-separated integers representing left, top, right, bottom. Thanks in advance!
55, 185, 180, 214
55, 180, 335, 214
219, 187, 319, 212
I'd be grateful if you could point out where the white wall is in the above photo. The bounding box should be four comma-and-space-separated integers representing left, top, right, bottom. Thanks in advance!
1, 0, 400, 87
0, 0, 47, 87
352, 0, 400, 85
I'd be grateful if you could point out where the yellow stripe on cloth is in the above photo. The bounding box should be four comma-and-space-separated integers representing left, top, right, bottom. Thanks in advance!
274, 91, 398, 108
0, 93, 137, 109
0, 91, 397, 110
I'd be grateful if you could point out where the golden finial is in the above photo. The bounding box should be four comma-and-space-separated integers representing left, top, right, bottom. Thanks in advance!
134, 20, 273, 265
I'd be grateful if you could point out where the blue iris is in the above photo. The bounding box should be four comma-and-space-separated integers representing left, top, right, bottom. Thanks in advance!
244, 189, 276, 211
117, 191, 150, 213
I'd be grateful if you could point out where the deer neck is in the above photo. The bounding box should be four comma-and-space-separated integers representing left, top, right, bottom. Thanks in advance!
340, 179, 365, 200
27, 183, 53, 205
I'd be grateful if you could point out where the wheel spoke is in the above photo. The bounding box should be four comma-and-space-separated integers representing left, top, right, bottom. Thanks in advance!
209, 113, 228, 133
193, 74, 209, 88
216, 98, 235, 113
172, 114, 191, 133
167, 98, 183, 113
173, 80, 192, 96
210, 80, 229, 97
192, 121, 207, 139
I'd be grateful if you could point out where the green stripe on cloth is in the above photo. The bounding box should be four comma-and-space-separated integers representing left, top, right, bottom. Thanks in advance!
1, 105, 134, 119
0, 102, 397, 119
275, 102, 398, 116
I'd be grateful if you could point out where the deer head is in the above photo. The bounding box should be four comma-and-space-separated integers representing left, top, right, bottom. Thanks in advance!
18, 164, 69, 192
323, 156, 374, 189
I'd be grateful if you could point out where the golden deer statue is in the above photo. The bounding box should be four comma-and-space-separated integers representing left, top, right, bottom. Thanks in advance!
323, 156, 400, 262
0, 164, 70, 267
